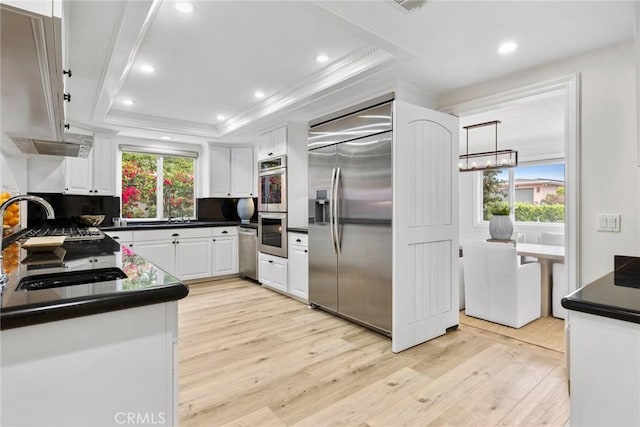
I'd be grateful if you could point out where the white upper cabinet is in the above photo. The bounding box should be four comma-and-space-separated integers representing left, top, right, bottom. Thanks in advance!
257, 126, 287, 160
636, 3, 640, 166
230, 147, 255, 197
209, 146, 231, 197
209, 145, 255, 198
64, 133, 116, 195
91, 134, 116, 194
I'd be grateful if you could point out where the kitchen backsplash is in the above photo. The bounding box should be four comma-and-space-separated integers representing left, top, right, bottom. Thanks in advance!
27, 193, 120, 227
197, 197, 258, 222
25, 194, 257, 226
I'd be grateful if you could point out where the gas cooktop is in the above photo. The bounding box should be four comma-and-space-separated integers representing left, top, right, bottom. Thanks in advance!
22, 227, 105, 241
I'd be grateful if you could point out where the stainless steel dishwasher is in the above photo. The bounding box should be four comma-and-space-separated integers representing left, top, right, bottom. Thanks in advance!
239, 227, 258, 280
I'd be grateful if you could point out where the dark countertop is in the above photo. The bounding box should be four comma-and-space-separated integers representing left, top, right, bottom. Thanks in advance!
288, 227, 308, 234
562, 256, 640, 325
0, 235, 189, 330
102, 220, 239, 231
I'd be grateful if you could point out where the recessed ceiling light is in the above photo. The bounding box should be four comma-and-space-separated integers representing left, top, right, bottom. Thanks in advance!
316, 54, 329, 63
497, 41, 518, 56
175, 1, 194, 13
140, 64, 155, 74
122, 99, 135, 106
160, 136, 172, 140
254, 91, 265, 99
217, 114, 226, 121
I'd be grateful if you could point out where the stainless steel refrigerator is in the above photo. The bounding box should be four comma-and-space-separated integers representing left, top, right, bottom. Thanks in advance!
308, 101, 393, 335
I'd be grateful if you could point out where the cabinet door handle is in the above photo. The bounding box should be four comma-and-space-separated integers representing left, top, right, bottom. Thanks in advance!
128, 244, 133, 248
213, 239, 216, 242
268, 260, 273, 264
112, 236, 120, 240
296, 238, 301, 243
304, 249, 308, 253
94, 190, 98, 193
227, 193, 231, 196
268, 152, 273, 156
222, 230, 228, 234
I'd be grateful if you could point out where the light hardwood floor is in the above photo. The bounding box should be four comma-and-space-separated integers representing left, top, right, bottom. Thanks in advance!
179, 278, 569, 426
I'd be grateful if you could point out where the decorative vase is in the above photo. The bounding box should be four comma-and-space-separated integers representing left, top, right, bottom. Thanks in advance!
489, 215, 513, 240
236, 198, 255, 223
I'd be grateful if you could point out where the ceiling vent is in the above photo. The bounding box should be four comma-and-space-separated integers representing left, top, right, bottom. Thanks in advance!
392, 0, 428, 12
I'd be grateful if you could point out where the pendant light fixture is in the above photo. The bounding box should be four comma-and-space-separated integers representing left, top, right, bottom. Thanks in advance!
459, 120, 518, 172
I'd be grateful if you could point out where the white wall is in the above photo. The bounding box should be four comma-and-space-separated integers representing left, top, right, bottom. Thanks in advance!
439, 42, 639, 285
0, 135, 29, 196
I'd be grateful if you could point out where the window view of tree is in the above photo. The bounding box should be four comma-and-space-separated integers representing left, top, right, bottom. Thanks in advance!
163, 156, 195, 218
122, 153, 158, 218
482, 163, 565, 223
482, 169, 508, 220
121, 152, 195, 219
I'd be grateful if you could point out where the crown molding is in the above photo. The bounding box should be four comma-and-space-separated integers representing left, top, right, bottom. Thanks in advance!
104, 109, 219, 138
220, 45, 395, 135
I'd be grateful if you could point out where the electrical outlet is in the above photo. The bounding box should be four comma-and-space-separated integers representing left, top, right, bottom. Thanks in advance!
597, 214, 621, 232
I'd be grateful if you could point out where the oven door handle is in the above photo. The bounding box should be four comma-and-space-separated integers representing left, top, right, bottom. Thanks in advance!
333, 167, 341, 256
329, 167, 337, 255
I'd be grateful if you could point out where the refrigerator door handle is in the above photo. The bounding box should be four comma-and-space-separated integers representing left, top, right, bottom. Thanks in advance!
329, 167, 337, 254
333, 167, 341, 255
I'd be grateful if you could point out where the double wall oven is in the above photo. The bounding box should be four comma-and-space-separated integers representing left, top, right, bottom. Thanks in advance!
258, 155, 288, 257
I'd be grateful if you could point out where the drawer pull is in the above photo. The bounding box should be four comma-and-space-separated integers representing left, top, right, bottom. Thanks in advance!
268, 260, 273, 264
222, 230, 228, 234
296, 238, 301, 243
172, 233, 179, 237
112, 236, 120, 240
304, 249, 308, 253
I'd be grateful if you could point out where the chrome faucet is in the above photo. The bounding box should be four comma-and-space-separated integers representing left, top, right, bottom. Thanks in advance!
0, 195, 55, 287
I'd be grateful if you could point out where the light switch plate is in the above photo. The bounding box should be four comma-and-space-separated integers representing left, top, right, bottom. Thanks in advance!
597, 214, 621, 232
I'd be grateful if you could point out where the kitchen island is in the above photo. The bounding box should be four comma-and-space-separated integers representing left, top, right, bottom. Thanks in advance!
1, 232, 188, 426
561, 255, 640, 427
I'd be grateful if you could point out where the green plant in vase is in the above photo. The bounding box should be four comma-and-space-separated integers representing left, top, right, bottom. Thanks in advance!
488, 201, 513, 240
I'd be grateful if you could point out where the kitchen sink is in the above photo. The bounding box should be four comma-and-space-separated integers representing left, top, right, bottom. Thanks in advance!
17, 267, 128, 291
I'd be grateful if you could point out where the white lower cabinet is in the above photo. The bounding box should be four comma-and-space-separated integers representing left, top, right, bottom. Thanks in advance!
1, 302, 179, 426
288, 233, 308, 301
568, 310, 640, 426
259, 252, 288, 292
175, 237, 212, 280
106, 227, 238, 281
134, 240, 176, 275
212, 236, 238, 276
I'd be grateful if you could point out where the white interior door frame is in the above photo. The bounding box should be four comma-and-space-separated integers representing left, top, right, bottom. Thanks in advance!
439, 74, 581, 292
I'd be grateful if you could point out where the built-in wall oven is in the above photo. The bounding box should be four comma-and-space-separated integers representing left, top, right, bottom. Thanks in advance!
258, 155, 287, 212
258, 212, 287, 258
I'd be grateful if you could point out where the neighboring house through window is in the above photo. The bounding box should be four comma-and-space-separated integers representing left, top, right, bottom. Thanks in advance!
482, 161, 565, 224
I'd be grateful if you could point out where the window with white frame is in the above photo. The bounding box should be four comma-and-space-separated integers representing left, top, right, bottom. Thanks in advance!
121, 147, 197, 220
481, 161, 565, 223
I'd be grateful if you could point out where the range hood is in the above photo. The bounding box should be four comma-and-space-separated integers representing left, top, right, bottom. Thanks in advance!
1, 2, 90, 157
7, 132, 93, 157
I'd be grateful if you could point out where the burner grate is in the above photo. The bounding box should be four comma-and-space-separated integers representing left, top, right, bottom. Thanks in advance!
23, 227, 105, 241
